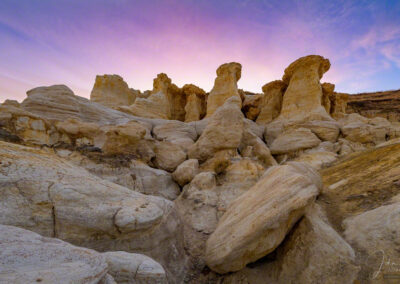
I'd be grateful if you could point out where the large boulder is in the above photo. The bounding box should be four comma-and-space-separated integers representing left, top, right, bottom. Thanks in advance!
153, 120, 197, 152
206, 62, 242, 117
0, 141, 187, 282
188, 97, 243, 162
0, 225, 110, 283
103, 251, 167, 284
269, 127, 321, 154
90, 74, 137, 108
205, 162, 321, 273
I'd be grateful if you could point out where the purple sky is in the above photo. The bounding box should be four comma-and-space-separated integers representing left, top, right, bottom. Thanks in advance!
0, 0, 399, 102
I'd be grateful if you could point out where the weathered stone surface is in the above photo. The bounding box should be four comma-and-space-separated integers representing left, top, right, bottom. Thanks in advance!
172, 159, 199, 186
90, 74, 137, 108
182, 84, 207, 122
65, 153, 180, 200
0, 224, 109, 283
153, 120, 197, 152
321, 82, 335, 113
189, 97, 243, 162
0, 141, 187, 282
242, 93, 262, 120
103, 251, 167, 284
343, 202, 400, 282
153, 141, 187, 172
206, 62, 242, 117
256, 80, 286, 124
280, 55, 331, 120
339, 113, 391, 144
123, 73, 186, 121
320, 142, 400, 230
21, 84, 135, 124
294, 151, 337, 170
205, 162, 321, 273
269, 128, 321, 154
330, 92, 349, 119
346, 88, 400, 122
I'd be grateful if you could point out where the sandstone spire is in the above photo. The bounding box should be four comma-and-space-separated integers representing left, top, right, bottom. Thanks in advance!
206, 62, 242, 117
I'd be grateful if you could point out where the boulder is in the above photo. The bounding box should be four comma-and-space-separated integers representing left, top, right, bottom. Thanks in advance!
102, 251, 167, 284
269, 128, 321, 154
0, 225, 109, 283
188, 97, 243, 162
21, 84, 134, 124
90, 74, 137, 108
205, 162, 321, 273
153, 120, 197, 152
242, 93, 263, 120
172, 159, 199, 186
0, 141, 187, 281
206, 62, 242, 117
153, 141, 187, 172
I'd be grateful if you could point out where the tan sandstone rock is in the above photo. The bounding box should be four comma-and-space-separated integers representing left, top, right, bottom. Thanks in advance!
321, 82, 335, 114
269, 127, 321, 154
205, 162, 321, 273
90, 74, 137, 108
256, 80, 287, 124
0, 225, 110, 283
153, 141, 187, 172
182, 84, 207, 122
172, 159, 199, 186
206, 62, 242, 117
189, 97, 243, 162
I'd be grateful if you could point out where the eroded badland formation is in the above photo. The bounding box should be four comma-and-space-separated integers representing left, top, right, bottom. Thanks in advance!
1, 55, 400, 283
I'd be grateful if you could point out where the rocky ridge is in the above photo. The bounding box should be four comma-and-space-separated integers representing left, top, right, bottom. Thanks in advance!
1, 54, 400, 283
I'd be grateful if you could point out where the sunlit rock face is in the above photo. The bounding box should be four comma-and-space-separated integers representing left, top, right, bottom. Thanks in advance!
206, 62, 242, 117
256, 80, 287, 124
182, 84, 207, 122
90, 74, 137, 108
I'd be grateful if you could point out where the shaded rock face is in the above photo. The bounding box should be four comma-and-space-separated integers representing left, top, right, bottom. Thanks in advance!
0, 224, 110, 283
0, 141, 187, 282
90, 74, 137, 108
206, 62, 242, 117
256, 80, 287, 124
182, 84, 207, 122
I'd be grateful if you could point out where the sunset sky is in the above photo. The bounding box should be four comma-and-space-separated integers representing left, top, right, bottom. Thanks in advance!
0, 0, 399, 102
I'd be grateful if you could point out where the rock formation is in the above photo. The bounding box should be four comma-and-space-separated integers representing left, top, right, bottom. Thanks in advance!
90, 74, 137, 108
206, 62, 242, 117
2, 54, 400, 284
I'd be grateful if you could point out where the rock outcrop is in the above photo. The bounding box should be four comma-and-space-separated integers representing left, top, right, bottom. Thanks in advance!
256, 80, 287, 124
90, 74, 137, 108
205, 162, 321, 273
206, 62, 242, 117
0, 224, 110, 283
182, 84, 207, 122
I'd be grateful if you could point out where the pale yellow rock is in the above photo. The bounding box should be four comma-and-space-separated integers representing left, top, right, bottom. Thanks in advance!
182, 84, 207, 122
124, 73, 186, 120
55, 118, 103, 146
199, 149, 238, 174
90, 74, 137, 108
172, 159, 199, 186
269, 128, 321, 154
153, 141, 187, 172
206, 62, 242, 117
294, 151, 338, 170
189, 97, 244, 162
152, 120, 197, 152
330, 92, 349, 119
256, 80, 287, 124
205, 162, 321, 273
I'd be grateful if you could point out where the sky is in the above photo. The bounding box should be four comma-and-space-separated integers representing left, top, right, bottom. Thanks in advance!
0, 0, 399, 102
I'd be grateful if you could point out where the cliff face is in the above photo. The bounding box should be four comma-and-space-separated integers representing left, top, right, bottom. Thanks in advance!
346, 89, 400, 121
